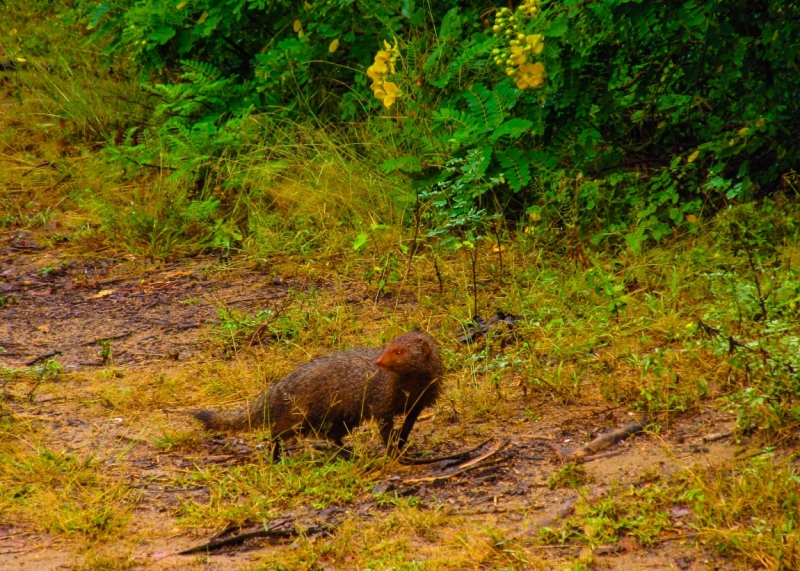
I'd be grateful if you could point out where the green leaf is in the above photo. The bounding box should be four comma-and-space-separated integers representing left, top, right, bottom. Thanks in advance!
496, 148, 531, 192
380, 157, 422, 173
439, 7, 462, 40
352, 233, 368, 251
489, 118, 533, 143
148, 26, 176, 44
88, 3, 111, 29
543, 13, 568, 37
624, 232, 642, 254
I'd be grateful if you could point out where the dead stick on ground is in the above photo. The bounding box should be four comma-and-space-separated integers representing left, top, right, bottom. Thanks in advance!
179, 522, 332, 555
25, 351, 62, 366
399, 438, 494, 465
582, 449, 624, 463
403, 439, 509, 484
555, 420, 645, 462
6, 413, 64, 425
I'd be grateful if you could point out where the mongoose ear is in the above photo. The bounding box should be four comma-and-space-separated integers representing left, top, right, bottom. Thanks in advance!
418, 339, 431, 357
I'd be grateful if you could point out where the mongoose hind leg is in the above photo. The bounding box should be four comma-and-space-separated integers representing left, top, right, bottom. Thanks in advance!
327, 421, 349, 448
327, 422, 354, 459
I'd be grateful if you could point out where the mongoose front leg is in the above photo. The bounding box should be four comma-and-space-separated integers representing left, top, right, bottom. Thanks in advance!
396, 405, 424, 450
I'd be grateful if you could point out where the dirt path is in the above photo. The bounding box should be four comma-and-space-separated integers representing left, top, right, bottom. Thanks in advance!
0, 231, 293, 371
0, 235, 743, 570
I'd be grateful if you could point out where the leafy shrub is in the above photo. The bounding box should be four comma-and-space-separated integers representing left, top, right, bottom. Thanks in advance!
85, 0, 800, 249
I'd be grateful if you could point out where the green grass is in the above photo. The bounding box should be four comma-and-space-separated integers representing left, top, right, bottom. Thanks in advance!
0, 429, 137, 538
175, 452, 384, 528
535, 454, 800, 569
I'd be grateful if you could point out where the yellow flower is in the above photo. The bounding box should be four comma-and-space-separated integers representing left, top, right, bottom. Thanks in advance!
370, 59, 388, 75
329, 39, 339, 53
368, 40, 402, 108
526, 34, 544, 54
515, 62, 546, 89
293, 19, 302, 33
511, 53, 527, 65
382, 81, 401, 108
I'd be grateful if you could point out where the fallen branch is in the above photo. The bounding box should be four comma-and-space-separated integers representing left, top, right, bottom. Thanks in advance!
702, 431, 732, 443
25, 351, 62, 366
5, 413, 64, 425
402, 439, 509, 484
178, 520, 332, 555
555, 420, 645, 462
399, 438, 494, 465
582, 449, 624, 463
82, 331, 133, 346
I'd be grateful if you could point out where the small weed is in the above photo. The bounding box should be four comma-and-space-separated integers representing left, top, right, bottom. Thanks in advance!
37, 261, 67, 277
24, 358, 63, 401
0, 295, 18, 307
154, 429, 197, 451
548, 464, 588, 490
98, 340, 112, 365
215, 307, 276, 354
374, 492, 422, 509
522, 407, 540, 422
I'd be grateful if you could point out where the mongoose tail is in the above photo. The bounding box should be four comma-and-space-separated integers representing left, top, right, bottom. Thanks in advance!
193, 409, 216, 428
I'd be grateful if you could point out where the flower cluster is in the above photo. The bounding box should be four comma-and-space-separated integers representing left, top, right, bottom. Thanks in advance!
490, 1, 546, 90
367, 39, 402, 108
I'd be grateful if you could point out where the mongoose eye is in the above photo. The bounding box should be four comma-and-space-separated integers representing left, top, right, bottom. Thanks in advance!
395, 349, 403, 355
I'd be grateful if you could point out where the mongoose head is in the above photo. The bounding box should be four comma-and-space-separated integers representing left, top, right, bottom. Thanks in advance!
374, 331, 440, 376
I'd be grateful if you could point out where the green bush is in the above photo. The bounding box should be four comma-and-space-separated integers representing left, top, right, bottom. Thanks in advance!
84, 0, 800, 247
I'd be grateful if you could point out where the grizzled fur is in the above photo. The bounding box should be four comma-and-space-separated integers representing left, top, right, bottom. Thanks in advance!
193, 332, 443, 451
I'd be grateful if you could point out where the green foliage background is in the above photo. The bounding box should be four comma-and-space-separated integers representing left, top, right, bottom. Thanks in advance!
59, 0, 800, 249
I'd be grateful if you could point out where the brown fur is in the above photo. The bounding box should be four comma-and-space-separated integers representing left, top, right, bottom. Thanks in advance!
193, 332, 443, 451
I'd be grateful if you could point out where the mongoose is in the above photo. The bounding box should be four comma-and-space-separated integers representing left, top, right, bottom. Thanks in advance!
193, 331, 443, 453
